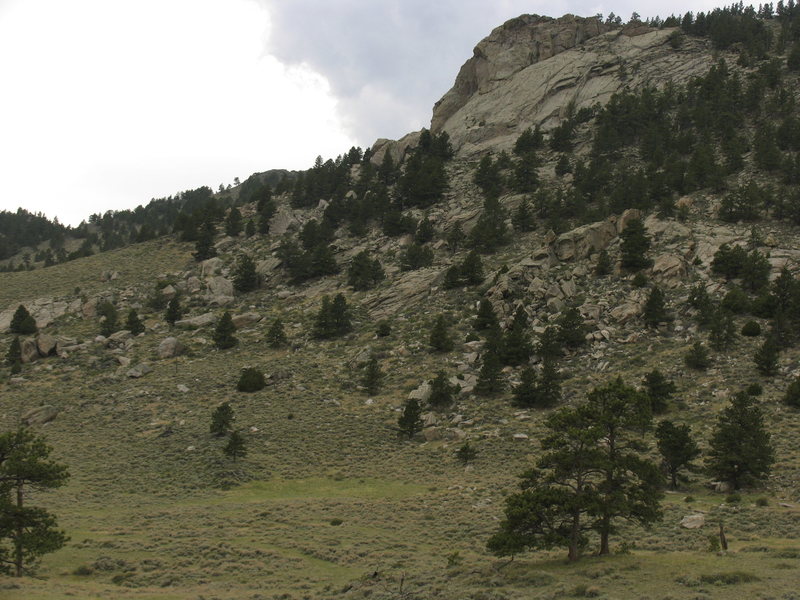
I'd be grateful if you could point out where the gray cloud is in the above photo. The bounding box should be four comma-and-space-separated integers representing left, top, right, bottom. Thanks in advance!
260, 1, 721, 148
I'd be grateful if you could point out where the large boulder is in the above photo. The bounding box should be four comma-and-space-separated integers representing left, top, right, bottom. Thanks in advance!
176, 312, 217, 329
680, 514, 705, 529
36, 334, 58, 357
206, 277, 234, 305
20, 338, 40, 364
232, 313, 262, 329
22, 405, 59, 426
157, 337, 186, 359
200, 257, 223, 278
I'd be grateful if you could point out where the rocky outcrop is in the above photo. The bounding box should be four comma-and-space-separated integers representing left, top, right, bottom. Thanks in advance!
430, 15, 712, 156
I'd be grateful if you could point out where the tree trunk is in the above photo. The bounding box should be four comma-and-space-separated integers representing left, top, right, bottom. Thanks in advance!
568, 512, 581, 561
670, 470, 678, 490
14, 480, 23, 577
598, 516, 611, 555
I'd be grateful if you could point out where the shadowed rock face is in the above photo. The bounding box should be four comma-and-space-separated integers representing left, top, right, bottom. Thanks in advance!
431, 14, 609, 133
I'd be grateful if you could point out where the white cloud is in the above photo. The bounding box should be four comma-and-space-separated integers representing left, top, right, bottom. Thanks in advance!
0, 0, 356, 225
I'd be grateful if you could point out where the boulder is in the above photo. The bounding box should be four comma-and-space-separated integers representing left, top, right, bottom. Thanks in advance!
206, 277, 234, 305
127, 363, 153, 378
200, 257, 223, 278
22, 405, 59, 426
161, 284, 178, 300
408, 381, 432, 403
652, 254, 687, 283
680, 514, 705, 529
256, 258, 281, 277
36, 334, 58, 357
186, 276, 203, 293
232, 313, 262, 329
609, 302, 640, 324
176, 312, 216, 329
20, 338, 39, 363
157, 337, 185, 359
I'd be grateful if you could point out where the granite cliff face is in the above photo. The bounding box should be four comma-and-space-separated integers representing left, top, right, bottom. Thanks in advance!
428, 15, 715, 157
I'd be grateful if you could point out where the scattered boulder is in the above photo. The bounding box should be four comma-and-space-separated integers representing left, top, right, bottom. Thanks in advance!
206, 277, 234, 305
20, 338, 39, 364
36, 334, 58, 357
609, 303, 640, 324
408, 381, 432, 403
201, 257, 224, 278
22, 405, 59, 426
176, 312, 216, 329
232, 313, 262, 329
680, 514, 705, 529
157, 337, 186, 359
127, 363, 153, 378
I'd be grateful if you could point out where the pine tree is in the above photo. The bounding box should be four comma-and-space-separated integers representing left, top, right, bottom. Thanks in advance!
656, 420, 700, 489
706, 392, 775, 489
475, 348, 504, 396
620, 218, 651, 271
266, 318, 288, 348
429, 314, 454, 352
783, 376, 800, 409
512, 366, 539, 408
455, 442, 478, 464
194, 220, 217, 261
537, 326, 563, 361
474, 299, 499, 331
642, 370, 677, 414
754, 335, 780, 376
398, 398, 423, 439
9, 306, 36, 335
237, 367, 265, 392
223, 430, 247, 462
709, 309, 737, 351
347, 250, 384, 291
213, 312, 238, 349
224, 207, 243, 236
0, 428, 69, 576
442, 265, 462, 289
595, 249, 612, 276
313, 294, 352, 339
400, 243, 434, 271
502, 306, 533, 366
556, 307, 587, 349
643, 287, 670, 328
684, 341, 711, 370
361, 357, 384, 395
428, 371, 457, 410
535, 359, 562, 408
210, 402, 234, 437
5, 336, 21, 367
165, 297, 182, 326
233, 254, 259, 293
460, 250, 484, 286
97, 301, 118, 337
245, 220, 256, 237
446, 222, 465, 252
125, 309, 145, 335
512, 197, 535, 232
414, 217, 435, 244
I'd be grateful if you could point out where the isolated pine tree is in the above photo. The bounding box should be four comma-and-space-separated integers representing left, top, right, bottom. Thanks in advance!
210, 402, 234, 437
224, 430, 247, 462
595, 249, 612, 276
512, 366, 539, 408
429, 314, 454, 352
557, 307, 587, 349
535, 359, 562, 408
5, 336, 21, 368
266, 318, 288, 348
537, 326, 563, 361
446, 222, 465, 252
428, 371, 458, 410
165, 297, 182, 326
347, 250, 384, 291
475, 349, 504, 396
502, 306, 532, 366
245, 220, 256, 237
9, 305, 37, 335
125, 309, 145, 335
642, 370, 677, 414
643, 287, 669, 328
474, 299, 499, 331
707, 392, 775, 489
237, 367, 265, 392
512, 197, 535, 232
620, 218, 651, 271
455, 442, 478, 464
213, 312, 238, 349
313, 294, 352, 339
460, 250, 484, 286
398, 398, 424, 439
783, 376, 800, 409
97, 301, 118, 337
225, 207, 243, 237
233, 254, 259, 293
684, 340, 711, 370
656, 420, 700, 489
709, 309, 737, 351
194, 220, 217, 261
754, 335, 780, 376
442, 265, 462, 289
361, 357, 384, 395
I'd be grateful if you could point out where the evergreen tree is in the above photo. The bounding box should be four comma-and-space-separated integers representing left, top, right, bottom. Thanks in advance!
502, 306, 533, 366
474, 154, 502, 199
446, 222, 466, 252
97, 301, 118, 337
347, 250, 384, 291
475, 348, 504, 396
0, 428, 69, 576
213, 312, 238, 349
233, 254, 259, 293
474, 299, 499, 331
706, 391, 775, 489
429, 314, 454, 352
237, 367, 265, 392
442, 265, 462, 289
684, 340, 711, 370
266, 318, 288, 348
468, 196, 508, 253
5, 337, 21, 368
224, 207, 243, 237
455, 442, 478, 465
414, 217, 435, 244
428, 370, 458, 410
535, 359, 562, 408
595, 249, 612, 276
656, 420, 700, 489
783, 375, 800, 409
556, 307, 587, 349
9, 306, 36, 335
460, 250, 484, 286
620, 218, 652, 271
194, 220, 217, 261
754, 335, 780, 376
642, 370, 677, 414
512, 366, 539, 408
512, 197, 535, 232
210, 402, 234, 437
643, 286, 670, 328
165, 297, 182, 326
313, 294, 352, 339
223, 430, 247, 462
400, 243, 434, 271
398, 398, 423, 439
245, 220, 256, 237
361, 357, 384, 395
586, 378, 663, 555
708, 309, 738, 351
537, 326, 563, 362
125, 309, 145, 335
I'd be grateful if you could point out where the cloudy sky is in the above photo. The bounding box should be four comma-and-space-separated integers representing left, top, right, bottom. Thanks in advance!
0, 0, 721, 225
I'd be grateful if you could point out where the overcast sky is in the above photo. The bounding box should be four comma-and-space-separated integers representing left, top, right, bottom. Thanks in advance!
0, 0, 722, 226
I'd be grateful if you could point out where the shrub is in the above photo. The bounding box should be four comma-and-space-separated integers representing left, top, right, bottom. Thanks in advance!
631, 272, 648, 287
741, 320, 761, 336
756, 497, 769, 507
721, 287, 751, 314
783, 376, 800, 408
685, 341, 711, 370
455, 442, 478, 464
725, 492, 742, 504
376, 320, 391, 337
237, 367, 265, 392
